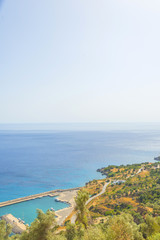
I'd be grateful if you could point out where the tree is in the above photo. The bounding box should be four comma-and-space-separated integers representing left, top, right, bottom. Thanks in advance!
65, 223, 76, 240
75, 190, 89, 229
0, 220, 12, 240
147, 233, 160, 240
20, 209, 56, 240
76, 223, 85, 240
83, 226, 105, 240
140, 215, 159, 239
103, 214, 144, 240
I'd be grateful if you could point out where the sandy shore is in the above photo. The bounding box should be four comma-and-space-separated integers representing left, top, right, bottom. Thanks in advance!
55, 189, 78, 225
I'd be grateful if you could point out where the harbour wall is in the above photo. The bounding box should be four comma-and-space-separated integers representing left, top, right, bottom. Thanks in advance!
0, 187, 80, 208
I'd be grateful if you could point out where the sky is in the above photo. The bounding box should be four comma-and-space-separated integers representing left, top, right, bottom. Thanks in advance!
0, 0, 160, 124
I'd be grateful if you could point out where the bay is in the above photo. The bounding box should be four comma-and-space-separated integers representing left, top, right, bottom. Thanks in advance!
0, 124, 160, 202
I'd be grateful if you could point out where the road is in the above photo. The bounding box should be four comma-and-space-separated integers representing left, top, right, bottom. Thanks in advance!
86, 181, 110, 205
71, 181, 110, 224
71, 167, 145, 224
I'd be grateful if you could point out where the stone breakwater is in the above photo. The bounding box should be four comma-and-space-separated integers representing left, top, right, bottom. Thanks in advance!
0, 188, 80, 233
0, 187, 80, 208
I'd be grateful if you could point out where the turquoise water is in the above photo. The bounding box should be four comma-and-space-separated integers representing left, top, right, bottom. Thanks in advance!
0, 129, 159, 203
0, 196, 69, 225
0, 123, 160, 225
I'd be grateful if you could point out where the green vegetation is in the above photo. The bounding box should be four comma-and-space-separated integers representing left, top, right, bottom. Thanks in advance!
1, 211, 160, 240
0, 219, 12, 240
0, 162, 160, 240
87, 162, 160, 219
20, 209, 57, 240
75, 190, 89, 228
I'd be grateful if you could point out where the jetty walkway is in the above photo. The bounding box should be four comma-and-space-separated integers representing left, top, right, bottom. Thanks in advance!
0, 187, 80, 208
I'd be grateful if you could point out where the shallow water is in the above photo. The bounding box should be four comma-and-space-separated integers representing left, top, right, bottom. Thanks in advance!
0, 128, 159, 202
0, 124, 160, 224
0, 196, 68, 225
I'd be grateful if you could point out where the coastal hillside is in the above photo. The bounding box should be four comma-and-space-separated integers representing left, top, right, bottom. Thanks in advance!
83, 162, 160, 222
1, 161, 160, 240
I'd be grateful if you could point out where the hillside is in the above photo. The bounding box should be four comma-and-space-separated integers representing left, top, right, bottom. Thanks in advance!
83, 162, 160, 224
1, 161, 160, 240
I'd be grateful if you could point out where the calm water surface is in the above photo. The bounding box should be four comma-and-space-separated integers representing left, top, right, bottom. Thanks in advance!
0, 124, 160, 223
0, 196, 68, 225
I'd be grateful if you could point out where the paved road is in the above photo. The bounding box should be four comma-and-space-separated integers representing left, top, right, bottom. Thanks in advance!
71, 181, 110, 224
86, 181, 110, 205
71, 168, 145, 224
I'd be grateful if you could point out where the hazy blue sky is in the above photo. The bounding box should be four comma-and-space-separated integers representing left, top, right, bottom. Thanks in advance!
1, 0, 160, 123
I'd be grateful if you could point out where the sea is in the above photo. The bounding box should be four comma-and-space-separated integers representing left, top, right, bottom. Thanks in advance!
0, 123, 160, 224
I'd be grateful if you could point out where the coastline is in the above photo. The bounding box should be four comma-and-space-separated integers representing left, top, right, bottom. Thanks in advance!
55, 189, 79, 225
0, 187, 80, 228
1, 160, 159, 231
0, 129, 158, 210
0, 187, 80, 208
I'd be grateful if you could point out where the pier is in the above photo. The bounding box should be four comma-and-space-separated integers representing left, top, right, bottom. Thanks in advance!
0, 187, 80, 208
1, 214, 26, 234
0, 187, 80, 231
